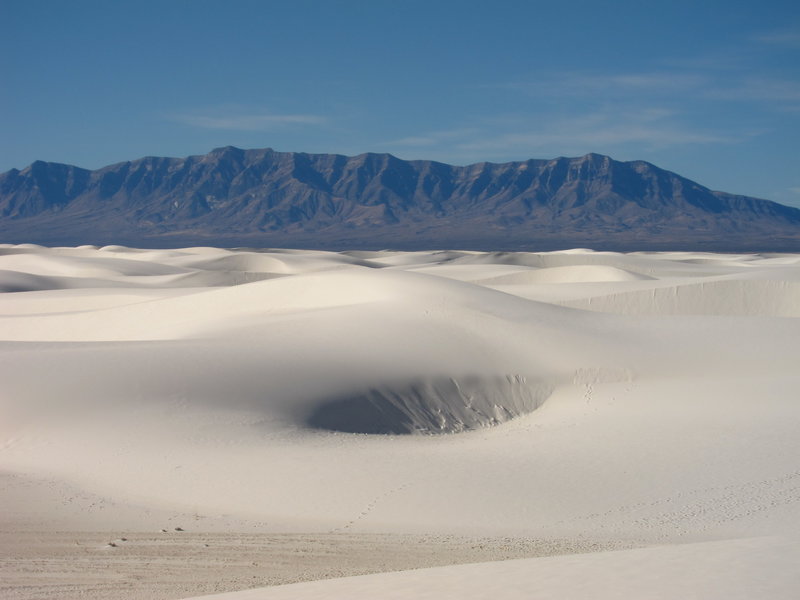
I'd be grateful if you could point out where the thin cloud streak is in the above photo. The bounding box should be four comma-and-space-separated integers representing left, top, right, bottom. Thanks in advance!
497, 71, 708, 98
455, 124, 736, 155
169, 111, 327, 131
499, 69, 800, 110
751, 29, 800, 47
382, 109, 741, 162
383, 128, 482, 148
703, 78, 800, 106
461, 127, 733, 151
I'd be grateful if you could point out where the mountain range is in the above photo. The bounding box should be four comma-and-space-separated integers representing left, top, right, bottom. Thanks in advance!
1, 146, 799, 251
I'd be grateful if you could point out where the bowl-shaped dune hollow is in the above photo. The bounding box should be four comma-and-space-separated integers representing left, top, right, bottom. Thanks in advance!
307, 375, 552, 434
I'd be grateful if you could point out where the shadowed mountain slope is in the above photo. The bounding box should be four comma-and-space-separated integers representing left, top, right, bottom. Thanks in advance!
2, 147, 799, 250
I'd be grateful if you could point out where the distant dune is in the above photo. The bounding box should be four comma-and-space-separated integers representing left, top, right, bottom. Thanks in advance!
1, 245, 799, 599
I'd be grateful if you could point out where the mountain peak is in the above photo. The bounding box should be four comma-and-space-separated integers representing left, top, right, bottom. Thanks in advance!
210, 145, 247, 155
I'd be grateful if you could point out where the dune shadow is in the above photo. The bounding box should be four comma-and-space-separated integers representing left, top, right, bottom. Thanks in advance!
307, 375, 552, 435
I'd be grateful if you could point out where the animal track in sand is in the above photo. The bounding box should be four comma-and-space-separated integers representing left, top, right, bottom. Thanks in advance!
330, 483, 412, 533
560, 470, 800, 539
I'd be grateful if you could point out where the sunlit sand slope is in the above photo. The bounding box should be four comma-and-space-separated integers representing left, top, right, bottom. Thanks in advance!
1, 245, 798, 598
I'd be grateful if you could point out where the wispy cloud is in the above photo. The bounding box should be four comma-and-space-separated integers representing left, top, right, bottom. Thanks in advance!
460, 126, 732, 153
707, 77, 800, 106
383, 128, 482, 148
379, 108, 742, 164
496, 63, 800, 118
379, 46, 800, 163
496, 71, 708, 99
751, 29, 800, 47
168, 107, 327, 131
456, 110, 738, 155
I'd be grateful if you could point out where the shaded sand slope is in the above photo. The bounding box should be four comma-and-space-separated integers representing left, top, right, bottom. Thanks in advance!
1, 245, 799, 598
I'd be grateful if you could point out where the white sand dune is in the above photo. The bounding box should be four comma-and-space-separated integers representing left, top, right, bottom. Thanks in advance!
476, 264, 655, 284
1, 244, 799, 599
181, 535, 800, 600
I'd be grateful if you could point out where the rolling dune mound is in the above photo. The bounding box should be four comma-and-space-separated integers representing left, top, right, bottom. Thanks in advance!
0, 269, 66, 292
559, 278, 800, 316
474, 264, 654, 285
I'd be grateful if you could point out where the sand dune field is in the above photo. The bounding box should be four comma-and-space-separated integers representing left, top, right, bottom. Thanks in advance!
1, 244, 799, 598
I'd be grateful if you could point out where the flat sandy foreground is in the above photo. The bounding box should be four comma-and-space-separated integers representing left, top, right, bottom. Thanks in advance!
1, 244, 799, 599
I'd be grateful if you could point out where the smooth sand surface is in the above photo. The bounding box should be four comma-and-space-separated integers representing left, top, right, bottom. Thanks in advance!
1, 245, 799, 598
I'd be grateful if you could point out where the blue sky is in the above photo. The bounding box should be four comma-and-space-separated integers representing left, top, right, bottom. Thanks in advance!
2, 0, 799, 206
